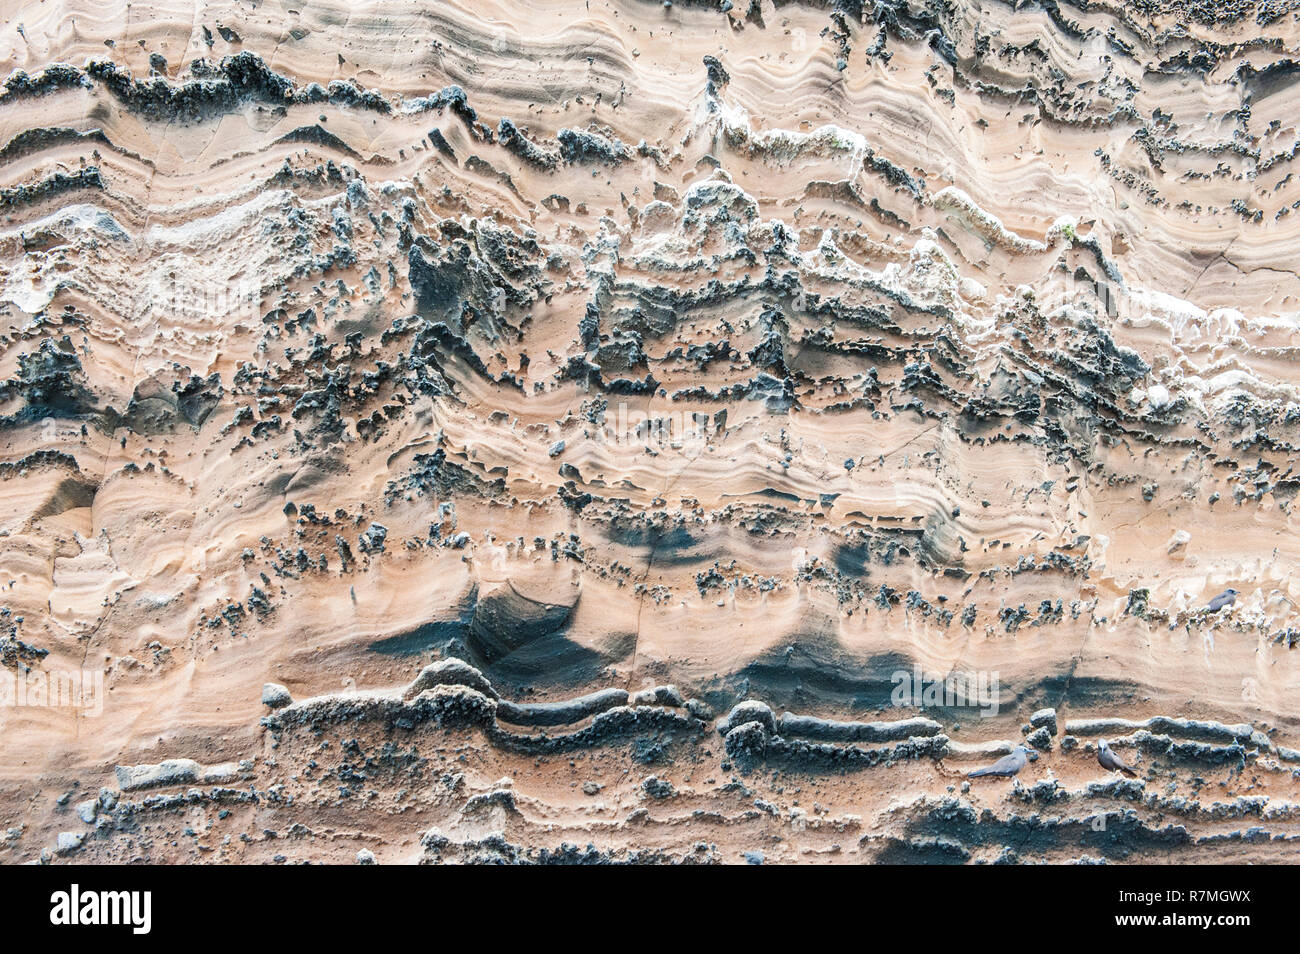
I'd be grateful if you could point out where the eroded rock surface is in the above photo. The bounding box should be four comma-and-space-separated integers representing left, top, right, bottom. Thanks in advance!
2, 0, 1300, 863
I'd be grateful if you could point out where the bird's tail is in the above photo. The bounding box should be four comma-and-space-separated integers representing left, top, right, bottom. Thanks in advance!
1121, 766, 1138, 778
967, 768, 991, 778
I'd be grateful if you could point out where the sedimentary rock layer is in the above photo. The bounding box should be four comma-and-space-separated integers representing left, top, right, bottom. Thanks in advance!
2, 0, 1300, 863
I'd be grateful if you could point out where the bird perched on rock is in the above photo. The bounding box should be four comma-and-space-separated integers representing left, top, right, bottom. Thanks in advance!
1097, 739, 1138, 778
1206, 588, 1238, 612
968, 745, 1033, 779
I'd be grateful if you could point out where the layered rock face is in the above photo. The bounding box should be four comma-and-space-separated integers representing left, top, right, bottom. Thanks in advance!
2, 0, 1300, 863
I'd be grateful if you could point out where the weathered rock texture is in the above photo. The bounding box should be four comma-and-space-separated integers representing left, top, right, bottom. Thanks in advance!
2, 0, 1300, 864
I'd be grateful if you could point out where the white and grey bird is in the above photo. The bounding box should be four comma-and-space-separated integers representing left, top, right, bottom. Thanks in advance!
1206, 588, 1238, 612
968, 745, 1033, 779
1097, 738, 1138, 778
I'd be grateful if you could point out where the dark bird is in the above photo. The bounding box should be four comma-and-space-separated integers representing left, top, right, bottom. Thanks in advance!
968, 744, 1033, 779
1206, 588, 1238, 612
1097, 738, 1138, 778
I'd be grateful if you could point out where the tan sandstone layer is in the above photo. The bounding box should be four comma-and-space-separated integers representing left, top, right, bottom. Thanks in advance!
1, 0, 1300, 863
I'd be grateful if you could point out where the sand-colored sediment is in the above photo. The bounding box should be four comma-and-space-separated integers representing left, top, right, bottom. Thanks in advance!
2, 0, 1300, 863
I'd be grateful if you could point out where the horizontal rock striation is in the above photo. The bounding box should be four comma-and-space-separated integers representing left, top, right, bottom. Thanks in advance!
2, 0, 1300, 863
